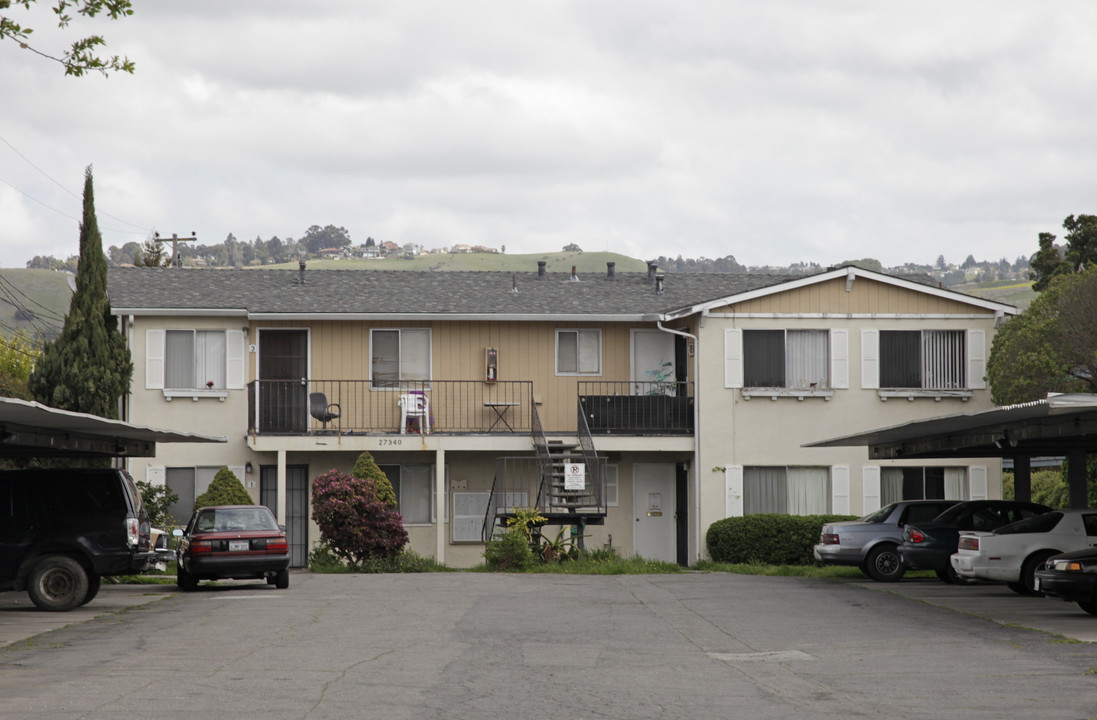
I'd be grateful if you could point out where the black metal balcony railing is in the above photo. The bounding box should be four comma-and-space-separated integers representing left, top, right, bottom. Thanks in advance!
579, 381, 694, 435
248, 380, 533, 435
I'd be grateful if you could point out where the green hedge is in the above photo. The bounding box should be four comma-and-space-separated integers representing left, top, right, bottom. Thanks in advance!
705, 514, 858, 565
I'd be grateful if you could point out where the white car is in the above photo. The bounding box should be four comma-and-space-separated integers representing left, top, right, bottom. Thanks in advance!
950, 509, 1097, 595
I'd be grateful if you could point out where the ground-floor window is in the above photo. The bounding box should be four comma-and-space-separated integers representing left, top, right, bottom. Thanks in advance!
744, 466, 829, 515
379, 464, 433, 524
165, 466, 224, 525
881, 467, 967, 505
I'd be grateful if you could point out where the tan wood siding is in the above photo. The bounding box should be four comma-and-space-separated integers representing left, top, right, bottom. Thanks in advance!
714, 277, 987, 315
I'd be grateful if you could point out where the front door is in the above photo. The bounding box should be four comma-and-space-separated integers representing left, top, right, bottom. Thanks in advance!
260, 464, 310, 567
259, 329, 308, 433
633, 463, 676, 563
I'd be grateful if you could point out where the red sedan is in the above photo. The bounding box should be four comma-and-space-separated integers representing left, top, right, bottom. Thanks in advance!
175, 505, 290, 591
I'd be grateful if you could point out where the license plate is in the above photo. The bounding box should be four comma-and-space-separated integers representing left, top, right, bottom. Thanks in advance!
229, 540, 250, 552
1033, 577, 1040, 592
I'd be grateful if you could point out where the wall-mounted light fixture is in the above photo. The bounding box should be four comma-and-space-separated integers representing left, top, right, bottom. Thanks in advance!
245, 461, 253, 474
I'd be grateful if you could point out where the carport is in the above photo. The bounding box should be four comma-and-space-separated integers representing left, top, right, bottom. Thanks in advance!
0, 396, 225, 459
807, 393, 1097, 507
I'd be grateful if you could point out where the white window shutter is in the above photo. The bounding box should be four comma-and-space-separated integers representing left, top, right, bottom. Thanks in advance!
831, 465, 850, 514
967, 329, 986, 390
146, 465, 165, 486
861, 329, 879, 389
145, 329, 165, 390
226, 330, 246, 389
725, 466, 744, 517
862, 466, 881, 513
724, 329, 743, 388
830, 329, 849, 389
969, 466, 988, 500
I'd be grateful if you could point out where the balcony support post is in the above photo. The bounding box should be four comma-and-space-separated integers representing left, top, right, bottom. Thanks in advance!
435, 447, 446, 563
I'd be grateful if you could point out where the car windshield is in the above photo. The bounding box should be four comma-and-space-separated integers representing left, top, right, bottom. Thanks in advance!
995, 511, 1063, 535
858, 503, 898, 523
193, 508, 279, 533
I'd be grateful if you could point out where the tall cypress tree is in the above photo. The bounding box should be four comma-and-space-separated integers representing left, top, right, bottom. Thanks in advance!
28, 166, 133, 418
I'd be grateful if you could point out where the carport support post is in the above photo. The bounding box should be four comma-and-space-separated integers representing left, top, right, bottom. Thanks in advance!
1067, 449, 1088, 509
435, 447, 445, 565
276, 449, 288, 527
1012, 455, 1031, 503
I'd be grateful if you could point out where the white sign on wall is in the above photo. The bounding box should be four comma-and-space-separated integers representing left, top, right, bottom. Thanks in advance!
564, 463, 586, 491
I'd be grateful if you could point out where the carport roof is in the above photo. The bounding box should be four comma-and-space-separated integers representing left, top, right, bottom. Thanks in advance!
805, 394, 1097, 460
0, 397, 226, 458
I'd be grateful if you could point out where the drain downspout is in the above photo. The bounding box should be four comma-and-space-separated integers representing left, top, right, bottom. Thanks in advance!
656, 320, 700, 565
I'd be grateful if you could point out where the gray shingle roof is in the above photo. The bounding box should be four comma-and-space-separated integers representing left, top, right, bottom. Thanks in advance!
107, 267, 796, 317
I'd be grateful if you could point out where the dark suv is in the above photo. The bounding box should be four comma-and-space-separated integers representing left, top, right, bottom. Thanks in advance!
0, 468, 153, 611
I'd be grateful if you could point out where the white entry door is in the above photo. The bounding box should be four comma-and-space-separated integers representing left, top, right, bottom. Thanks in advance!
633, 463, 676, 562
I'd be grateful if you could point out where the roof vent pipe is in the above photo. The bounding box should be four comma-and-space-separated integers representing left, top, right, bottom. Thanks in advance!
647, 262, 658, 283
537, 261, 547, 279
298, 261, 306, 285
655, 274, 664, 294
571, 265, 580, 282
511, 273, 518, 293
606, 262, 616, 280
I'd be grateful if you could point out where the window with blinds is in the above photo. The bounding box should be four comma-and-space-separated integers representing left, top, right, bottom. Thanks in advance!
742, 329, 829, 388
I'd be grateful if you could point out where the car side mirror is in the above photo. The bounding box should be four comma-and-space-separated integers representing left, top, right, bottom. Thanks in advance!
172, 528, 183, 538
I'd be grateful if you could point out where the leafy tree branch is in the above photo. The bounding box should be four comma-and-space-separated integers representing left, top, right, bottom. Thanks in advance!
0, 0, 134, 76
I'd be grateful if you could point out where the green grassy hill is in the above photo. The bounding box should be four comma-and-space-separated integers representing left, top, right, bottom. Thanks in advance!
0, 269, 71, 340
952, 280, 1036, 310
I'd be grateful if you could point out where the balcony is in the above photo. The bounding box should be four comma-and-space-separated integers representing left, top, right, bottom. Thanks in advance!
246, 379, 695, 437
579, 381, 694, 435
247, 380, 534, 435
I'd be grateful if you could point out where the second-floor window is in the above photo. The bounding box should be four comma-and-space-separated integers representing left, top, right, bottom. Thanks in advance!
743, 329, 829, 388
556, 329, 601, 375
880, 330, 965, 389
371, 329, 431, 388
166, 330, 225, 389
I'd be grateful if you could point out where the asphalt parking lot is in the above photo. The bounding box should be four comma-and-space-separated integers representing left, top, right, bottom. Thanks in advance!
1, 572, 1095, 648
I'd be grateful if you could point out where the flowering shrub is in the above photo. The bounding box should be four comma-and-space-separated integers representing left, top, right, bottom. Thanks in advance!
311, 469, 408, 565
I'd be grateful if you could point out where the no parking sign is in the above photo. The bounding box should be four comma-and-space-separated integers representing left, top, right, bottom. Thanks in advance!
564, 463, 586, 490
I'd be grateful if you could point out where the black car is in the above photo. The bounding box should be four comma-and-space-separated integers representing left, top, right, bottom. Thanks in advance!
0, 468, 153, 611
1034, 548, 1097, 615
175, 505, 290, 591
899, 500, 1052, 583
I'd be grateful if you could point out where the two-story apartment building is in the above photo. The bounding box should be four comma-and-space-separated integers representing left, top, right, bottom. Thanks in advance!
107, 263, 1016, 568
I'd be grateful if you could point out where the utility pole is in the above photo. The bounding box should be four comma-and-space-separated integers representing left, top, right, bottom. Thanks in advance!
154, 232, 197, 268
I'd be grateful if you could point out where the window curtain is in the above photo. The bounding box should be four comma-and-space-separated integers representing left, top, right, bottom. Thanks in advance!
165, 330, 195, 388
944, 467, 968, 500
400, 465, 432, 524
787, 467, 829, 515
401, 329, 432, 382
922, 330, 965, 389
786, 330, 828, 389
744, 467, 787, 514
881, 468, 904, 505
195, 330, 226, 389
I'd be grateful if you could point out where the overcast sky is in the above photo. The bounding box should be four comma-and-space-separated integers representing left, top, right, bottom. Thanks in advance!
3, 1, 1096, 270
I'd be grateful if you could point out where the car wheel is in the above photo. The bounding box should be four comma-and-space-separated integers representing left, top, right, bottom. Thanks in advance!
935, 566, 961, 584
177, 563, 198, 592
274, 569, 289, 590
865, 544, 906, 582
1006, 581, 1028, 595
1019, 551, 1056, 596
80, 574, 102, 606
1077, 599, 1097, 616
27, 555, 90, 612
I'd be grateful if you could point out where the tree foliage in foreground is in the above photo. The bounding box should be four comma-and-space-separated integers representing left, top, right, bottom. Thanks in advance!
0, 0, 134, 76
28, 166, 133, 418
986, 265, 1097, 405
311, 468, 407, 566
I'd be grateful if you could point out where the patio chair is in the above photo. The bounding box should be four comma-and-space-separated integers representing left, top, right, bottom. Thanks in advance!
398, 392, 431, 435
309, 392, 341, 431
